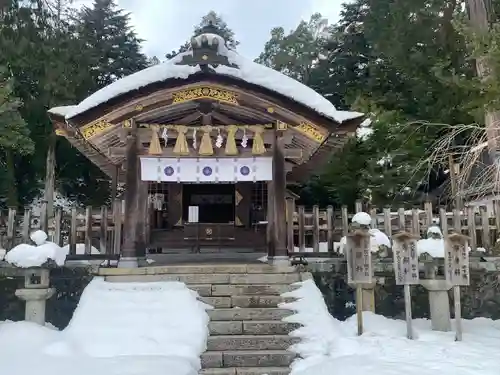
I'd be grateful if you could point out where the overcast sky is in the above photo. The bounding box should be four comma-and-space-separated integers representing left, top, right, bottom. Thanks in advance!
75, 0, 347, 59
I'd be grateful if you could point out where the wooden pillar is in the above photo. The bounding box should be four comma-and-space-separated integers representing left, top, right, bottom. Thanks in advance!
269, 127, 288, 260
110, 164, 119, 204
120, 119, 140, 266
136, 180, 148, 258
267, 180, 275, 257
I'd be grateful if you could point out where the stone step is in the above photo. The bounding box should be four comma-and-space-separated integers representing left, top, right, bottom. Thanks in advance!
201, 350, 295, 368
99, 264, 297, 276
200, 368, 290, 375
207, 335, 299, 351
201, 295, 295, 308
211, 284, 298, 297
104, 273, 301, 285
209, 321, 300, 335
208, 308, 293, 321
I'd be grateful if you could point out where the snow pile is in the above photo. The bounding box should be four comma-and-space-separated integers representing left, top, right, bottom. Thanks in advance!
0, 278, 210, 375
49, 38, 363, 124
417, 226, 445, 257
5, 242, 66, 268
352, 211, 372, 226
4, 230, 68, 268
337, 228, 391, 255
282, 280, 500, 375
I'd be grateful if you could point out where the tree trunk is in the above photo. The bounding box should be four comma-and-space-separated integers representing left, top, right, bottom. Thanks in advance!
44, 132, 56, 218
5, 150, 18, 208
467, 0, 500, 154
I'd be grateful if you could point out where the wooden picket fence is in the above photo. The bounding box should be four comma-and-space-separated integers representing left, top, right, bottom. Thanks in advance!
288, 200, 500, 254
0, 200, 123, 259
1, 199, 499, 257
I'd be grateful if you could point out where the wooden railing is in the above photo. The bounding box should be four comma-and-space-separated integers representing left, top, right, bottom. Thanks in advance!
1, 199, 499, 257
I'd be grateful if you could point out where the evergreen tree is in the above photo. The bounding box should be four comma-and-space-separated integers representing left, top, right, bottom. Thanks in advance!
76, 0, 148, 92
0, 67, 34, 207
166, 11, 239, 59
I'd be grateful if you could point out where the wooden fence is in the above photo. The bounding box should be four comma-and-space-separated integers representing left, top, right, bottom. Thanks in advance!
1, 199, 499, 257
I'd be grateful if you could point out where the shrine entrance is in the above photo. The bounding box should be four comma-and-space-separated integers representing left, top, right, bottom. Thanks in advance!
182, 183, 235, 224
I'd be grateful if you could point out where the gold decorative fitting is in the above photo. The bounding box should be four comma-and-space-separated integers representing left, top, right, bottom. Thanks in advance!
55, 129, 67, 136
135, 104, 144, 112
198, 125, 214, 156
202, 55, 208, 60
294, 121, 328, 143
225, 125, 239, 156
172, 86, 239, 106
122, 120, 132, 128
81, 120, 113, 139
250, 126, 266, 155
267, 107, 275, 113
173, 125, 190, 155
276, 120, 288, 131
148, 125, 162, 155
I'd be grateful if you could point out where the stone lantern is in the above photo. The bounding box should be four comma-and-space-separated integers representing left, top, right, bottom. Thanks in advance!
15, 267, 55, 325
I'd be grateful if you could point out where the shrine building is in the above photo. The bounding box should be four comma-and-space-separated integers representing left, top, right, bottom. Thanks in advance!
47, 27, 363, 267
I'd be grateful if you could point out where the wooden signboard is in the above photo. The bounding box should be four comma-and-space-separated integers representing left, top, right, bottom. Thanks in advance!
346, 230, 372, 284
444, 232, 470, 342
392, 233, 419, 285
444, 233, 470, 286
392, 232, 420, 340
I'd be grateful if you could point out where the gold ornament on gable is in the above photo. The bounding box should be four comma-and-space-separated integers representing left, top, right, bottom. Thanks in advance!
294, 121, 328, 143
172, 86, 239, 106
81, 120, 114, 140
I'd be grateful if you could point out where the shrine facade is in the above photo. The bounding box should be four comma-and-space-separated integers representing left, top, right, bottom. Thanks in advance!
48, 29, 363, 266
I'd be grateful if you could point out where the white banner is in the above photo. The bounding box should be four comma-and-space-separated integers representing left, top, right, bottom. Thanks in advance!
140, 157, 273, 182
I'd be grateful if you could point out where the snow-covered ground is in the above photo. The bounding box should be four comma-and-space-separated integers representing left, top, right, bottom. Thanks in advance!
0, 278, 210, 375
282, 280, 500, 375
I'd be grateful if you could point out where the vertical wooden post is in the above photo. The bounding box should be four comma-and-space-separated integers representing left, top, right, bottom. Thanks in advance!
383, 207, 392, 237
54, 208, 62, 247
398, 207, 405, 231
121, 119, 140, 265
85, 206, 92, 255
480, 206, 490, 248
341, 205, 349, 237
113, 199, 123, 255
40, 200, 48, 234
298, 206, 305, 252
327, 205, 334, 253
22, 207, 31, 243
440, 207, 448, 238
111, 164, 119, 205
285, 198, 294, 254
269, 127, 287, 261
136, 181, 149, 259
6, 208, 16, 250
312, 205, 320, 252
411, 208, 420, 236
100, 206, 108, 255
266, 180, 275, 257
355, 200, 363, 213
70, 207, 77, 256
467, 206, 477, 251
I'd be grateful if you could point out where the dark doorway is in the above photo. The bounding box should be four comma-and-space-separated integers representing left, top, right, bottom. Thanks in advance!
182, 184, 235, 223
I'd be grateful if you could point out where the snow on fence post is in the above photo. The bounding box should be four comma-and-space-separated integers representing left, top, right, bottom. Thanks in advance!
445, 232, 470, 342
392, 232, 420, 339
346, 227, 372, 336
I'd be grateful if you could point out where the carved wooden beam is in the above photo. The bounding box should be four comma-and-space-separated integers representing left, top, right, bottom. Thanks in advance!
109, 147, 303, 159
119, 128, 293, 145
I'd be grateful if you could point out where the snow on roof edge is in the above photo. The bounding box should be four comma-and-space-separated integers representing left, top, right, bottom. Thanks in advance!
49, 41, 363, 124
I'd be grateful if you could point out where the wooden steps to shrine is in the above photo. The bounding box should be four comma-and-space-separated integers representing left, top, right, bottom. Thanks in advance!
99, 264, 311, 375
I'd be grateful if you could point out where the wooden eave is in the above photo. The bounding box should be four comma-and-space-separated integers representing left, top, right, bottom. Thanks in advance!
49, 74, 363, 182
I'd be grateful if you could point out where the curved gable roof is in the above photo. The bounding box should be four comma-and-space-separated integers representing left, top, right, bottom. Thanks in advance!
49, 35, 362, 124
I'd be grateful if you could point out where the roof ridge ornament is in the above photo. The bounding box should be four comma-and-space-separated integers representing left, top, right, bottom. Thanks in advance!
175, 19, 239, 72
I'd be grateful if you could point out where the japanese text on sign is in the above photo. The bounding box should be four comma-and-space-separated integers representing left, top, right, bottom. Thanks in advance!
392, 235, 419, 285
346, 231, 372, 284
444, 234, 470, 286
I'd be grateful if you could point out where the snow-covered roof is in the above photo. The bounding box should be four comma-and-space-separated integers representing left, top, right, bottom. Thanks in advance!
49, 34, 363, 124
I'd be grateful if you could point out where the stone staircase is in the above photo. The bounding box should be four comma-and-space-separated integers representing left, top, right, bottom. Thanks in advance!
100, 263, 308, 375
